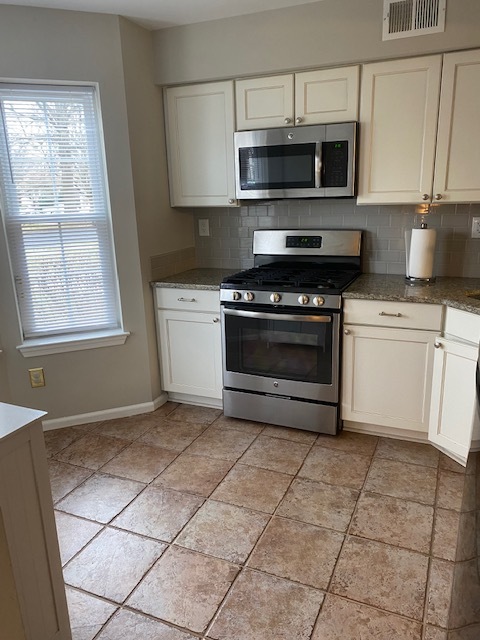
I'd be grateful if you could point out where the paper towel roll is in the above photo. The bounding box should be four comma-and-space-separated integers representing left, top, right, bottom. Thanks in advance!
407, 227, 437, 279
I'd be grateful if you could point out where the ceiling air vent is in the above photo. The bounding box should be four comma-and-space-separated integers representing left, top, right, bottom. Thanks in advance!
383, 0, 446, 40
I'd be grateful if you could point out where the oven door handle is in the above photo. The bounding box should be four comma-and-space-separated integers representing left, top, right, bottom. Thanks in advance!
222, 308, 332, 323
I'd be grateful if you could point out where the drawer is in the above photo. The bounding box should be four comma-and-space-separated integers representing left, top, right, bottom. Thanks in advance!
343, 299, 443, 330
155, 287, 220, 312
444, 307, 480, 345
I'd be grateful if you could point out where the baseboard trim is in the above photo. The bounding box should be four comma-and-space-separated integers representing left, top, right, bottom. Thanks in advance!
42, 392, 169, 431
342, 420, 428, 442
167, 392, 222, 410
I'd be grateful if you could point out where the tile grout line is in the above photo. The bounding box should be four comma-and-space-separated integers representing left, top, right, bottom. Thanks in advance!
202, 431, 320, 640
56, 409, 453, 639
86, 408, 267, 638
306, 436, 382, 638
60, 404, 219, 636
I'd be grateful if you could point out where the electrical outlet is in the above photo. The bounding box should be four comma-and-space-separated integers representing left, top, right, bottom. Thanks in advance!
28, 367, 45, 388
198, 219, 210, 237
472, 217, 480, 239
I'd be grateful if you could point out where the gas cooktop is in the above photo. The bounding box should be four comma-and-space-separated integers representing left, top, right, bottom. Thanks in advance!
222, 261, 360, 294
220, 229, 362, 310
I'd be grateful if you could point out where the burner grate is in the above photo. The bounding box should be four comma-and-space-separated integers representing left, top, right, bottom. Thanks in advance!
223, 264, 359, 291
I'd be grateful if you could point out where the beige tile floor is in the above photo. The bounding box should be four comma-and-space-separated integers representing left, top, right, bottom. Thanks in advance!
45, 402, 465, 640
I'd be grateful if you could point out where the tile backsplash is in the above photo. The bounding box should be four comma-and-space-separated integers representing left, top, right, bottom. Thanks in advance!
194, 200, 480, 278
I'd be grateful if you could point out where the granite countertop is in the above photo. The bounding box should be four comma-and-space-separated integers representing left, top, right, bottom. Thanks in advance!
344, 274, 480, 315
152, 268, 237, 291
152, 269, 480, 315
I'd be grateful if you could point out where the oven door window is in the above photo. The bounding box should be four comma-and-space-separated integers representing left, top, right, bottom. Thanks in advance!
224, 311, 333, 384
239, 143, 317, 191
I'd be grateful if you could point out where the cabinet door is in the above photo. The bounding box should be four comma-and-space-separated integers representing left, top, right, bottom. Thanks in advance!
295, 66, 359, 126
157, 310, 222, 399
164, 81, 237, 207
0, 420, 71, 640
342, 325, 436, 432
433, 49, 480, 203
428, 337, 477, 466
357, 56, 442, 205
235, 75, 294, 130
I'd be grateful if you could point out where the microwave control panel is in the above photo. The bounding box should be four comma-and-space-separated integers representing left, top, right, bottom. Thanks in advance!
323, 141, 348, 188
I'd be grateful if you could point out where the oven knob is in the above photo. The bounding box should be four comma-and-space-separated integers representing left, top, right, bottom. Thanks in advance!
244, 291, 255, 302
298, 295, 310, 305
232, 291, 241, 301
270, 293, 282, 303
313, 296, 325, 306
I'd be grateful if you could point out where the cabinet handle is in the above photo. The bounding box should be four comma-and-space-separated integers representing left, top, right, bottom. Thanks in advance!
284, 117, 292, 124
422, 194, 430, 201
344, 329, 351, 335
228, 198, 235, 205
295, 116, 303, 124
379, 311, 402, 317
434, 193, 443, 201
177, 297, 196, 303
213, 317, 220, 323
434, 341, 442, 349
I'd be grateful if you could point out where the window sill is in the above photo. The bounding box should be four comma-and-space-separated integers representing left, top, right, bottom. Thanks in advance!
17, 330, 130, 357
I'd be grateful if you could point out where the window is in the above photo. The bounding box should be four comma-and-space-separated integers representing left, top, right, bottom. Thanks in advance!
0, 83, 127, 355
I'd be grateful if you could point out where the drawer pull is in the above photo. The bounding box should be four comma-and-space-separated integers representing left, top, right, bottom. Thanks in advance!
177, 297, 196, 303
434, 341, 442, 349
379, 312, 402, 318
213, 317, 220, 323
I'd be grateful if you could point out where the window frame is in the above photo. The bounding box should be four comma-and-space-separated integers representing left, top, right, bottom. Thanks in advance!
0, 80, 128, 357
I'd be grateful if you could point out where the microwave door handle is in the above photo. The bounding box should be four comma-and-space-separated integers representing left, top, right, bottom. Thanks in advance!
315, 141, 322, 189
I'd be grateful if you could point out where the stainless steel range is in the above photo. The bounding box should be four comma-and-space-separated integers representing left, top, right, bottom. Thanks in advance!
220, 229, 362, 434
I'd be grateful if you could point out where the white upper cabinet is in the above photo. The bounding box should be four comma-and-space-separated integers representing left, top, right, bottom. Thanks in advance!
235, 66, 359, 130
433, 49, 480, 203
164, 81, 237, 207
358, 49, 480, 205
357, 55, 442, 205
235, 74, 294, 130
294, 66, 359, 126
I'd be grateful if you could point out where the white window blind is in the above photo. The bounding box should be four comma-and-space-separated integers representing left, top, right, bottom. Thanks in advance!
0, 84, 121, 339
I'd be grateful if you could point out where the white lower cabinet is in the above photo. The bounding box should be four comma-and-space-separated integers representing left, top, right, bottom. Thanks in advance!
0, 405, 71, 640
155, 288, 222, 407
342, 300, 443, 436
342, 324, 437, 435
342, 300, 480, 466
428, 308, 480, 466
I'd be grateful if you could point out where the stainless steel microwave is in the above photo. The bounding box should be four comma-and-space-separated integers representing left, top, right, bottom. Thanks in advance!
234, 122, 357, 200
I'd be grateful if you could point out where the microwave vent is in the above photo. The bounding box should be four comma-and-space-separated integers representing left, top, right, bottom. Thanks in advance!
382, 0, 446, 40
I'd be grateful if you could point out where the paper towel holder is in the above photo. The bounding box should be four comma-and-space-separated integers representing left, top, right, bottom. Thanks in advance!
405, 221, 436, 286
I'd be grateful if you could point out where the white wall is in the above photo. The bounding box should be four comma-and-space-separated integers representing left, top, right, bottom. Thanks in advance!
153, 0, 480, 85
0, 5, 193, 420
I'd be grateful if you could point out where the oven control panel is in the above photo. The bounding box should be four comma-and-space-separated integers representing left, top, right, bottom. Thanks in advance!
220, 289, 341, 310
286, 235, 322, 249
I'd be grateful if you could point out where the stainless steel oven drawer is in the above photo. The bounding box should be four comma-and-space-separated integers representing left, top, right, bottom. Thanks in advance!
223, 389, 338, 434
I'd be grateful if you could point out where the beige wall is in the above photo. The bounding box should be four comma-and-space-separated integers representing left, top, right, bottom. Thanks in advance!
0, 5, 193, 420
0, 331, 11, 403
153, 0, 480, 85
118, 17, 194, 401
